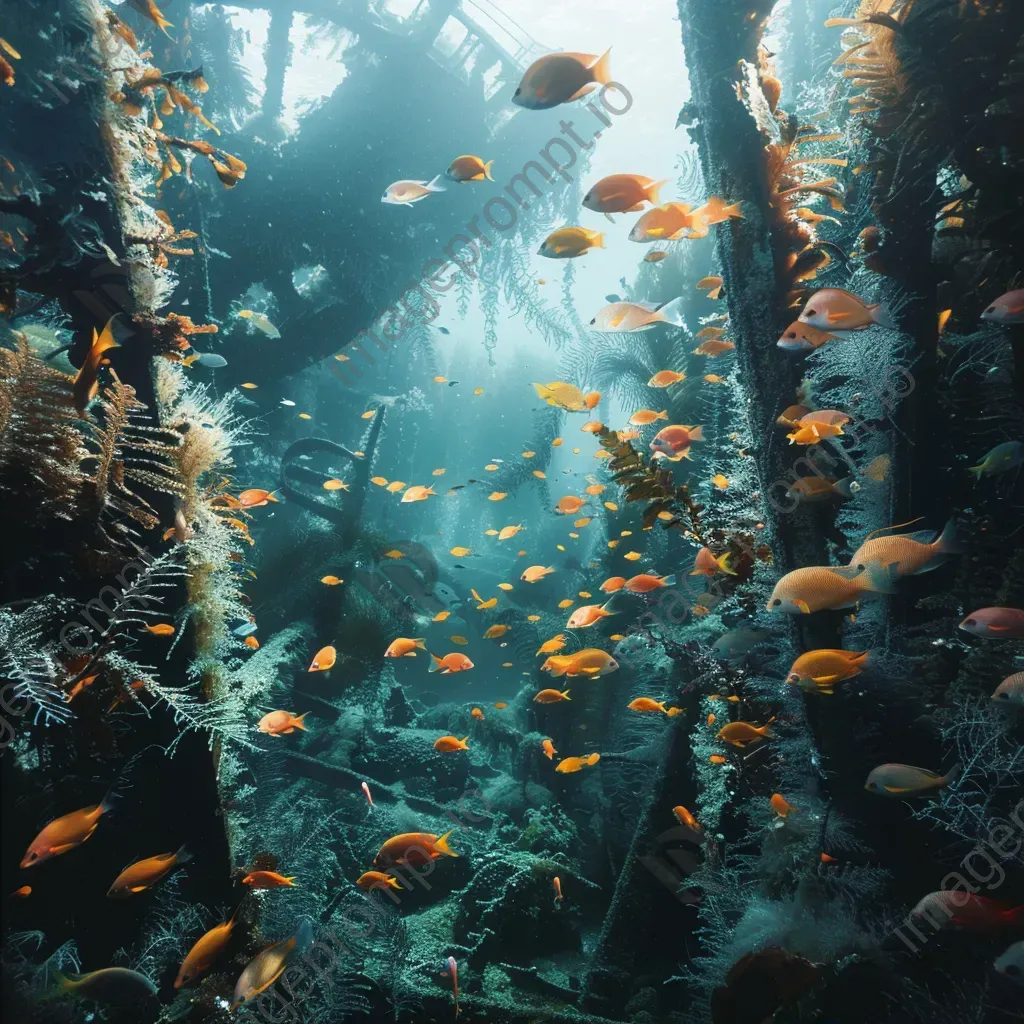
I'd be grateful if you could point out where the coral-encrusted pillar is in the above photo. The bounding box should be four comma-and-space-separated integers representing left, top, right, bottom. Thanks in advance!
675, 0, 835, 645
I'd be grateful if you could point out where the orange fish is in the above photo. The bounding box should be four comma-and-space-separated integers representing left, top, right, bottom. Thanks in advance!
766, 564, 891, 614
21, 792, 115, 867
777, 320, 839, 352
536, 634, 568, 655
73, 317, 121, 416
820, 852, 839, 864
512, 49, 612, 110
628, 697, 682, 715
555, 753, 600, 773
361, 781, 373, 806
672, 805, 701, 830
623, 573, 676, 593
429, 652, 475, 674
704, 374, 727, 384
401, 485, 437, 503
384, 637, 427, 658
244, 636, 260, 650
848, 520, 959, 580
647, 370, 686, 387
771, 793, 795, 818
583, 174, 667, 214
534, 688, 571, 704
126, 0, 175, 38
717, 718, 775, 747
553, 876, 564, 901
494, 701, 508, 708
108, 845, 190, 897
696, 275, 724, 298
691, 547, 736, 577
145, 623, 176, 636
541, 649, 618, 678
374, 830, 459, 867
629, 408, 668, 426
471, 707, 485, 720
446, 155, 494, 182
650, 424, 703, 459
434, 735, 469, 752
257, 710, 309, 736
237, 489, 279, 508
243, 870, 298, 889
542, 738, 558, 760
693, 339, 735, 356
309, 645, 336, 671
556, 495, 587, 514
356, 870, 403, 892
175, 906, 240, 988
786, 649, 872, 694
10, 885, 31, 897
566, 602, 615, 628
322, 478, 349, 491
580, 420, 604, 434
601, 576, 626, 592
709, 755, 727, 764
321, 575, 343, 585
522, 564, 556, 583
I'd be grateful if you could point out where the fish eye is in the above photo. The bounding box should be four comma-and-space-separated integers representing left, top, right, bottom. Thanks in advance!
985, 305, 996, 314
806, 308, 816, 316
965, 617, 977, 626
997, 691, 1010, 700
589, 318, 596, 325
514, 87, 521, 96
786, 331, 796, 338
772, 598, 782, 607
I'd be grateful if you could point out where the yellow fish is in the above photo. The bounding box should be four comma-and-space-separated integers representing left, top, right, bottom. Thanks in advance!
537, 634, 567, 655
450, 546, 472, 557
383, 549, 405, 560
484, 624, 509, 639
539, 226, 605, 259
489, 492, 508, 501
499, 524, 523, 540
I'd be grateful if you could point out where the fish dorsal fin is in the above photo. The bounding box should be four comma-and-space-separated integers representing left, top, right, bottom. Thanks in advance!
829, 566, 863, 580
908, 529, 938, 544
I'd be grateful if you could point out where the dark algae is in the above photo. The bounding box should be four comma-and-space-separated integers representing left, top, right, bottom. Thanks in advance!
1, 1, 1023, 1022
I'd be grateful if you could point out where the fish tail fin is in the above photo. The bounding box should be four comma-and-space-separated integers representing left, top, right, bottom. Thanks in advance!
414, 638, 427, 650
717, 553, 737, 576
589, 47, 613, 86
724, 201, 745, 219
666, 706, 683, 717
647, 179, 670, 205
660, 574, 677, 587
832, 476, 861, 498
935, 518, 963, 557
429, 655, 444, 673
433, 829, 459, 857
293, 712, 310, 732
967, 462, 985, 478
856, 649, 876, 670
285, 876, 298, 886
943, 761, 962, 786
95, 315, 122, 355
655, 296, 686, 327
174, 844, 194, 865
425, 174, 447, 193
859, 560, 898, 594
460, 736, 469, 745
592, 232, 606, 249
484, 160, 495, 181
561, 689, 571, 700
870, 302, 895, 328
689, 425, 705, 440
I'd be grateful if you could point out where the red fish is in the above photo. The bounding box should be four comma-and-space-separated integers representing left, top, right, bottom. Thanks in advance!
911, 892, 1024, 932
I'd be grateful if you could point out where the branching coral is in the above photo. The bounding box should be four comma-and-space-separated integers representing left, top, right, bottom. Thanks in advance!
0, 337, 86, 521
